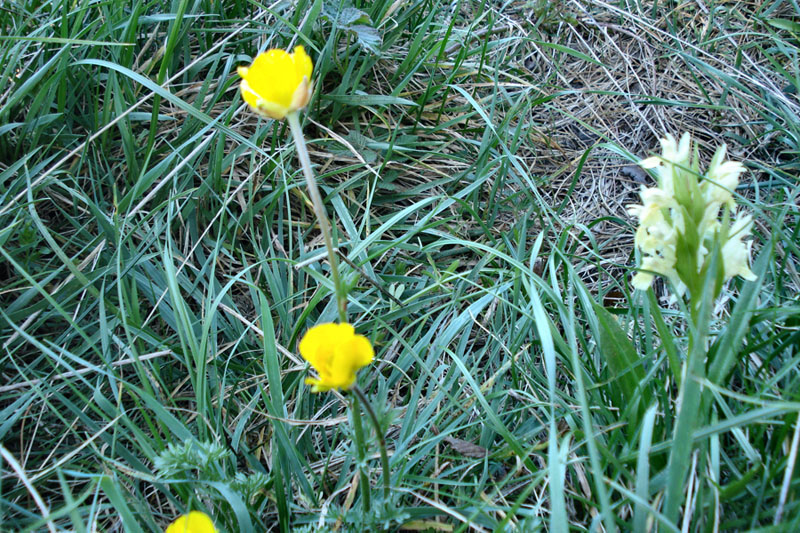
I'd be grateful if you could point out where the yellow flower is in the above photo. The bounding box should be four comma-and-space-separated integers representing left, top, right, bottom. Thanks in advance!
165, 511, 217, 533
237, 46, 313, 120
299, 323, 374, 392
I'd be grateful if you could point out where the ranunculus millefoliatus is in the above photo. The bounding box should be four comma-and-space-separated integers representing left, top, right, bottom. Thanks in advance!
299, 323, 374, 392
237, 45, 313, 120
165, 511, 217, 533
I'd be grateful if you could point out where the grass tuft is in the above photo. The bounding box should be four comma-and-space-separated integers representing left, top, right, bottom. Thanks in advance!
1, 0, 799, 530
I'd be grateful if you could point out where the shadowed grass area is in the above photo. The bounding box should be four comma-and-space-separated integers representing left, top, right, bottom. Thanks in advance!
1, 0, 799, 531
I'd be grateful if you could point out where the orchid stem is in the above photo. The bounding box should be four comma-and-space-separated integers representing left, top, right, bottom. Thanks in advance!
287, 112, 348, 323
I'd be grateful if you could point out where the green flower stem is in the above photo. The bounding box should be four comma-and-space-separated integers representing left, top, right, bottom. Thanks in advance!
352, 385, 391, 501
287, 112, 347, 323
663, 284, 711, 523
350, 395, 372, 513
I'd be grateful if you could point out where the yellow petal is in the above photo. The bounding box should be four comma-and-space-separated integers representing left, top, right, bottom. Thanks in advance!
305, 377, 333, 393
239, 79, 286, 119
325, 351, 358, 389
299, 323, 344, 370
249, 49, 295, 107
256, 99, 289, 120
293, 45, 313, 81
165, 511, 217, 533
239, 79, 258, 107
347, 334, 375, 367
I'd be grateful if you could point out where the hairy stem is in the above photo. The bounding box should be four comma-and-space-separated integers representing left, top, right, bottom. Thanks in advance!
352, 385, 391, 501
287, 112, 347, 323
350, 395, 372, 513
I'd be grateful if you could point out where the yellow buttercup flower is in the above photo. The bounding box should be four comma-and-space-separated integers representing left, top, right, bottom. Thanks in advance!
299, 323, 374, 392
237, 45, 313, 120
165, 511, 217, 533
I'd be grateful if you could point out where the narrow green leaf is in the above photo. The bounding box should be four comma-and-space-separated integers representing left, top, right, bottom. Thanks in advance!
322, 93, 418, 107
0, 36, 133, 46
708, 245, 770, 384
634, 405, 658, 531
766, 18, 800, 32
531, 39, 603, 66
647, 290, 681, 385
99, 476, 144, 533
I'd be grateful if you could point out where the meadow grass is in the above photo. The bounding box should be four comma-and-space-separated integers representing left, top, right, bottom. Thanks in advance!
1, 0, 799, 531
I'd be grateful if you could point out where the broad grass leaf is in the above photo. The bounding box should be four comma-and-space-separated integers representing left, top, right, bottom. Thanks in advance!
593, 303, 649, 426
